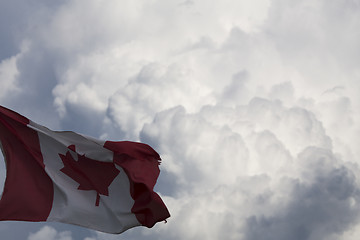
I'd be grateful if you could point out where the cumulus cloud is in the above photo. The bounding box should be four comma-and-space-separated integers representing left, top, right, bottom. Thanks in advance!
244, 147, 360, 240
0, 55, 20, 99
27, 226, 72, 240
1, 0, 360, 239
137, 100, 360, 240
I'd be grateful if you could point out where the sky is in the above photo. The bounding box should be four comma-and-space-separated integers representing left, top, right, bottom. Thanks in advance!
0, 0, 360, 239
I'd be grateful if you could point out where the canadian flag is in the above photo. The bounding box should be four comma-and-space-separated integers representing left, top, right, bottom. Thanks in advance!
0, 105, 170, 234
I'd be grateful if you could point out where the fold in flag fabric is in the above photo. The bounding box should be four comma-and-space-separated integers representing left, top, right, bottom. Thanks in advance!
0, 105, 170, 234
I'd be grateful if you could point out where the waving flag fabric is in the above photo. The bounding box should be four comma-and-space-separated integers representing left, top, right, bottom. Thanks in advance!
0, 105, 170, 234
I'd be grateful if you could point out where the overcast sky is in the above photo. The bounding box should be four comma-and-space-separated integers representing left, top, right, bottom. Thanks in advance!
1, 0, 360, 239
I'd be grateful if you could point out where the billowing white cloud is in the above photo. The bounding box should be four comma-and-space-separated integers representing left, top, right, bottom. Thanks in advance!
0, 56, 19, 99
137, 100, 360, 240
28, 226, 72, 240
107, 63, 215, 139
1, 0, 360, 239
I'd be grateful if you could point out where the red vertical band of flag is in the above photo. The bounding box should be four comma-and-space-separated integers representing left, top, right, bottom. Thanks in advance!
0, 106, 53, 221
104, 141, 170, 227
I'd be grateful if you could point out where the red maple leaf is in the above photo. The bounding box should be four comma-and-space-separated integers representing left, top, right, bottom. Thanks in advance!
59, 145, 120, 206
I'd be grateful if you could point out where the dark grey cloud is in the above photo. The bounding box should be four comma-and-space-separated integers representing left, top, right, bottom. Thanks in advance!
0, 0, 65, 60
245, 147, 360, 240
